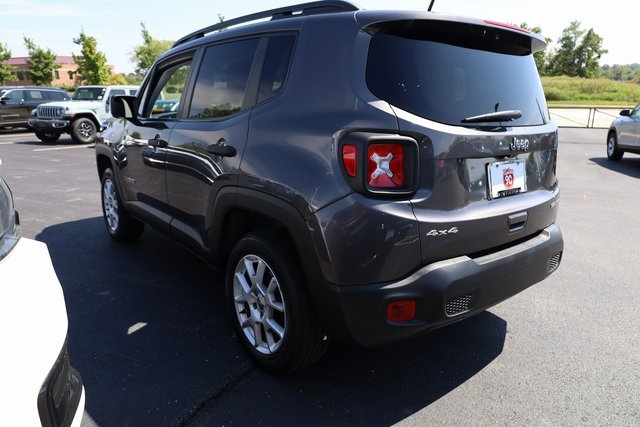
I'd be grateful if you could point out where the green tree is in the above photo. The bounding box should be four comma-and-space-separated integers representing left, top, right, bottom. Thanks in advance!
575, 29, 607, 78
23, 36, 59, 86
0, 43, 13, 84
548, 21, 607, 78
107, 73, 127, 85
130, 23, 173, 75
519, 23, 552, 76
73, 30, 110, 84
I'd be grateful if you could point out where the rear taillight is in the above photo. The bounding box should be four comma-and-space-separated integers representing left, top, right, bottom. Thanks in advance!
339, 132, 418, 196
368, 143, 404, 189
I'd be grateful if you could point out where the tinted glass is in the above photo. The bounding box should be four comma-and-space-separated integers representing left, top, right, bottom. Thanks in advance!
367, 30, 548, 127
25, 90, 45, 101
188, 38, 259, 119
146, 61, 192, 118
46, 91, 69, 101
4, 90, 23, 102
258, 35, 295, 104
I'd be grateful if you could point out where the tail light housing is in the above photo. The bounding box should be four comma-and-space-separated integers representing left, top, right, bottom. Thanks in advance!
339, 132, 419, 196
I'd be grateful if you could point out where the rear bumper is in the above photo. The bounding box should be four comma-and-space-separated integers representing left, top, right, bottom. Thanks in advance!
317, 223, 563, 346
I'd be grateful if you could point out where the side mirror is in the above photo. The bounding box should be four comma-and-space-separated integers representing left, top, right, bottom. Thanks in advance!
620, 109, 631, 117
0, 97, 8, 105
111, 95, 138, 119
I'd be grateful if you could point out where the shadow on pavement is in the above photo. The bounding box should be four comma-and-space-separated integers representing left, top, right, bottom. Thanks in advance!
590, 156, 640, 179
38, 217, 507, 427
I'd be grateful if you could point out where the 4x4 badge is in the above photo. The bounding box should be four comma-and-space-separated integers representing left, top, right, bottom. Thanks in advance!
426, 227, 459, 237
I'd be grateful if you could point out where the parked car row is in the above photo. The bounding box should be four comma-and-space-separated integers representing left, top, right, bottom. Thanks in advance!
0, 86, 70, 129
1, 84, 139, 145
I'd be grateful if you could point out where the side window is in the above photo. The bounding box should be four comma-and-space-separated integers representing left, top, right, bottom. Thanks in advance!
631, 104, 640, 118
5, 90, 23, 102
25, 90, 45, 101
258, 35, 296, 104
145, 61, 192, 118
188, 38, 259, 119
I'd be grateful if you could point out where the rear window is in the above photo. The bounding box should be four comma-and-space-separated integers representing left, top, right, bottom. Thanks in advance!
46, 91, 69, 101
366, 22, 549, 127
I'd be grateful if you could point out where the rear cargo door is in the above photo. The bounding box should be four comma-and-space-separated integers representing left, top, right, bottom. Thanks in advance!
365, 19, 560, 265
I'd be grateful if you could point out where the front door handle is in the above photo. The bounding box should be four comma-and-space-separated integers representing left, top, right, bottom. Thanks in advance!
207, 138, 236, 157
148, 134, 168, 148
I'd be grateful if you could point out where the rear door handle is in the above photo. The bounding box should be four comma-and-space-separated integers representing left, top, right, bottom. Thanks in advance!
207, 138, 236, 157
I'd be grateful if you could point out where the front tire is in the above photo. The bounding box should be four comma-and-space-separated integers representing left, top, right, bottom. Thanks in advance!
607, 132, 623, 160
101, 168, 144, 241
226, 231, 328, 373
71, 117, 97, 144
34, 130, 60, 143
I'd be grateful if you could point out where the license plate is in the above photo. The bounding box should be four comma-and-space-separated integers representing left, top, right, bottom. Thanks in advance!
487, 159, 527, 199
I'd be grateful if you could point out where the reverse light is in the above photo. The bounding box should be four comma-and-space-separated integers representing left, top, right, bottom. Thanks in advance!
368, 143, 404, 188
387, 300, 416, 322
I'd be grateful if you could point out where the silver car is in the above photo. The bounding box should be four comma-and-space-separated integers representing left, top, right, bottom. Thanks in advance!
607, 103, 640, 160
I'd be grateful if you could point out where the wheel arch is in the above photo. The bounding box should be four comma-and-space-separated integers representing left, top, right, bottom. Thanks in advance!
72, 113, 100, 128
95, 152, 113, 180
210, 187, 325, 292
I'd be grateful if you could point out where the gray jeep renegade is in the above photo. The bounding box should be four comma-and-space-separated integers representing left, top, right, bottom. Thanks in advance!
95, 1, 563, 372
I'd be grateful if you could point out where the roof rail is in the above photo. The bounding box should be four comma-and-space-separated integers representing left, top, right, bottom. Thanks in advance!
173, 1, 359, 47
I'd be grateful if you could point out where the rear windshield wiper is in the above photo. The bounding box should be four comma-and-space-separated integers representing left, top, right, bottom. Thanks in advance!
461, 110, 522, 123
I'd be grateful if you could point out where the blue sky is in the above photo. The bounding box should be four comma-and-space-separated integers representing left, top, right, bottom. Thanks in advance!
1, 0, 635, 74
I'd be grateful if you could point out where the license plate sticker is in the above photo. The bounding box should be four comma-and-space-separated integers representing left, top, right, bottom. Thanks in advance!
488, 159, 527, 199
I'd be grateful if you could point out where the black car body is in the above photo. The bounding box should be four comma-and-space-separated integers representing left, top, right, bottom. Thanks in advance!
95, 1, 563, 372
0, 87, 70, 129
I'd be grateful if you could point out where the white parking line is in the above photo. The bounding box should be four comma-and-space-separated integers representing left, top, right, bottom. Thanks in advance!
33, 145, 89, 152
0, 141, 15, 145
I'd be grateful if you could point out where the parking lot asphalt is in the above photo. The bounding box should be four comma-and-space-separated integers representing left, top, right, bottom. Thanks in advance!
0, 127, 638, 426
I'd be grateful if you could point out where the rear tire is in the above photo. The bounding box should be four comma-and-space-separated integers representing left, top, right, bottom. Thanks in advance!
607, 132, 623, 160
100, 168, 144, 241
71, 117, 97, 144
34, 130, 60, 143
226, 231, 329, 373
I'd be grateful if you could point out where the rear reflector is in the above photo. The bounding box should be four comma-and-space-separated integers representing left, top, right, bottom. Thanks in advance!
342, 144, 357, 177
387, 300, 416, 322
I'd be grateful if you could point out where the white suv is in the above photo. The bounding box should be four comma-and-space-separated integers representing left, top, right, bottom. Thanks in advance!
29, 85, 138, 144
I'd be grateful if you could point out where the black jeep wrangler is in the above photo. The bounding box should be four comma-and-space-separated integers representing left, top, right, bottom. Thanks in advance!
96, 1, 563, 372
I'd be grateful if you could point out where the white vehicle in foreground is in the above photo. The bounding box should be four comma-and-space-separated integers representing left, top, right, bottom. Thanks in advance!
0, 164, 85, 426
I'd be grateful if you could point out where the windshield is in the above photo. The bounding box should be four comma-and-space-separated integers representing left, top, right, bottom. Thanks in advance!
366, 28, 549, 127
72, 87, 107, 101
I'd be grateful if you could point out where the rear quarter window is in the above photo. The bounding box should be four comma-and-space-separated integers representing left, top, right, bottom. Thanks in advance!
366, 21, 549, 127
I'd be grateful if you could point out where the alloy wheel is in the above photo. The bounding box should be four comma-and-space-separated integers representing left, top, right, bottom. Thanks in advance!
102, 178, 119, 232
232, 254, 286, 355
